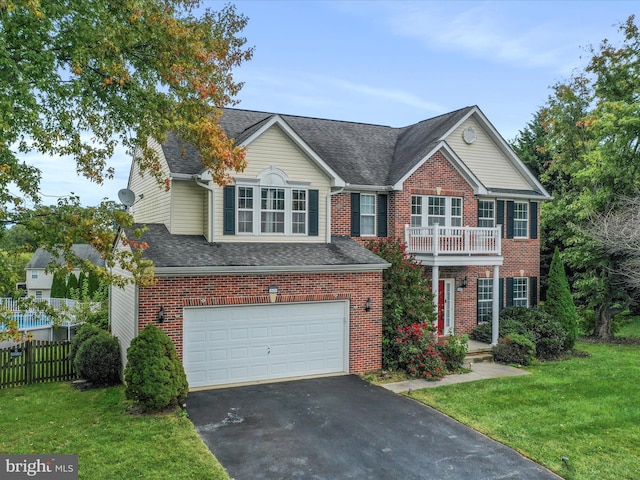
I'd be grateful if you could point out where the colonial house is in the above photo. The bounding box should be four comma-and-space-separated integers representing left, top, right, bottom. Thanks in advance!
25, 244, 104, 299
110, 106, 551, 389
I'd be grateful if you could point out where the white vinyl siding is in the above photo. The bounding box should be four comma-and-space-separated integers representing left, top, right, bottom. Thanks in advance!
109, 240, 138, 372
214, 125, 332, 242
171, 180, 206, 235
447, 117, 533, 192
128, 137, 172, 226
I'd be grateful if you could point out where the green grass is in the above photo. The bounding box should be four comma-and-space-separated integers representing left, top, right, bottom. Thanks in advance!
408, 343, 640, 480
0, 383, 229, 480
616, 315, 640, 338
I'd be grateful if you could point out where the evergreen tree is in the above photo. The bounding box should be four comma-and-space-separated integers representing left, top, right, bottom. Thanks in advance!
77, 271, 87, 299
87, 270, 100, 299
50, 270, 67, 299
545, 247, 579, 350
65, 272, 78, 299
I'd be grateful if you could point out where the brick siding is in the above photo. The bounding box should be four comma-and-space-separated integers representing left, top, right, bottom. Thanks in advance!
137, 271, 383, 373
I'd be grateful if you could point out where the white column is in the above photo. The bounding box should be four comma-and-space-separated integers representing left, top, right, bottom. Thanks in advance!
432, 265, 439, 329
491, 265, 500, 346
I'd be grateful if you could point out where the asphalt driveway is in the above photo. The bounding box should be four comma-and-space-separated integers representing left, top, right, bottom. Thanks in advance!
186, 375, 561, 480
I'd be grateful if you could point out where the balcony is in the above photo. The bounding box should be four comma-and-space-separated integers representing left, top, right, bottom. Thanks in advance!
405, 225, 502, 266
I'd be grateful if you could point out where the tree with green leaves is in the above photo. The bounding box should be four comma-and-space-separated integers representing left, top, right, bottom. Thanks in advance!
545, 247, 579, 349
1, 0, 253, 290
536, 15, 640, 339
50, 270, 67, 299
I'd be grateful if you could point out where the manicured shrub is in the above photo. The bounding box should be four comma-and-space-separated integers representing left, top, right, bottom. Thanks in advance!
74, 330, 121, 385
396, 322, 446, 380
70, 323, 103, 363
492, 333, 536, 366
471, 307, 567, 360
437, 332, 469, 372
545, 247, 579, 350
124, 324, 188, 413
520, 308, 568, 360
366, 239, 437, 370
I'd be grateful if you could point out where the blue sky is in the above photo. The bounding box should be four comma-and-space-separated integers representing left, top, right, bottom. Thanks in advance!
25, 0, 638, 206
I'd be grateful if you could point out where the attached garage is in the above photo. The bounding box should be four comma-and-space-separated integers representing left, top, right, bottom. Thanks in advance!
183, 301, 348, 388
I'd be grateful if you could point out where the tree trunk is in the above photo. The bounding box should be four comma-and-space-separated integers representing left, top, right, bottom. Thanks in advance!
594, 305, 614, 340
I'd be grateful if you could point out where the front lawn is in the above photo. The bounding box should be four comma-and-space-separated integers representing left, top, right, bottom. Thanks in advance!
409, 342, 640, 480
0, 383, 229, 480
616, 315, 640, 338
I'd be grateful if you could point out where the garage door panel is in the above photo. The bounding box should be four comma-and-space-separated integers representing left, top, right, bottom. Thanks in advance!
184, 302, 347, 388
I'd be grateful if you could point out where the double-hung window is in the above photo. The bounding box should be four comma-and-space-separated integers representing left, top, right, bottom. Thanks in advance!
411, 195, 463, 228
292, 189, 307, 234
478, 200, 495, 228
512, 277, 529, 307
360, 194, 376, 236
477, 278, 493, 323
237, 187, 254, 233
513, 201, 528, 238
261, 188, 285, 233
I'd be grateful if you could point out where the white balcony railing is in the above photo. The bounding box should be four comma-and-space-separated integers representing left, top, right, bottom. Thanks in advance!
405, 225, 502, 256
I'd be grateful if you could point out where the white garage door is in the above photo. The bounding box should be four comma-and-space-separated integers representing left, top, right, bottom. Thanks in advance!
183, 301, 348, 388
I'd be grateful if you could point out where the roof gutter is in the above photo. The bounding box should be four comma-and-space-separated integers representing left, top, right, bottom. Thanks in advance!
153, 262, 391, 276
344, 184, 394, 192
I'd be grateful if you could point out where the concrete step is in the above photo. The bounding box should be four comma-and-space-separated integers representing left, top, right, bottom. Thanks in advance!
464, 351, 494, 364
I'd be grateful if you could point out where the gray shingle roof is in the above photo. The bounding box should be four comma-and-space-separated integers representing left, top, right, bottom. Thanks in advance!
163, 107, 477, 187
27, 244, 105, 269
128, 224, 389, 271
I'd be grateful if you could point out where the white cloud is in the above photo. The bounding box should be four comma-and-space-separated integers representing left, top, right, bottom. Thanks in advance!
381, 1, 584, 73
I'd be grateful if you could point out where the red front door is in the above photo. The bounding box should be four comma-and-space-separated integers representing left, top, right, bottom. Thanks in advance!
437, 280, 445, 334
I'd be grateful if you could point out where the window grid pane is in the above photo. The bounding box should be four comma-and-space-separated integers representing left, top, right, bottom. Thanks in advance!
478, 200, 495, 228
513, 277, 528, 307
477, 278, 493, 323
514, 202, 528, 237
411, 196, 422, 227
238, 187, 253, 233
292, 189, 307, 234
261, 188, 285, 233
361, 194, 376, 235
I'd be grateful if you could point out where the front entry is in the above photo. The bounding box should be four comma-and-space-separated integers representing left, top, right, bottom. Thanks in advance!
437, 279, 455, 335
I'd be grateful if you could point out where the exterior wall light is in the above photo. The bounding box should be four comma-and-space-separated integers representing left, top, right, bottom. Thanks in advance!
269, 286, 278, 303
365, 298, 372, 312
157, 306, 165, 323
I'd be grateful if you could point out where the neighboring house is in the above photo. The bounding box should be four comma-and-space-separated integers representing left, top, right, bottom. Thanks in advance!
110, 105, 551, 389
25, 244, 105, 299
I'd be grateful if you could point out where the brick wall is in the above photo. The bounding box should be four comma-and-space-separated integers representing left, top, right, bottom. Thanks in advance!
137, 271, 383, 373
330, 148, 542, 336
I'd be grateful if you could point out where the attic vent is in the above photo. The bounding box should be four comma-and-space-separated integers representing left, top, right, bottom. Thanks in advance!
463, 127, 477, 144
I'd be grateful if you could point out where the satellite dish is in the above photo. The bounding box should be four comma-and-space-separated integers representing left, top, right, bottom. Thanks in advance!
118, 188, 136, 207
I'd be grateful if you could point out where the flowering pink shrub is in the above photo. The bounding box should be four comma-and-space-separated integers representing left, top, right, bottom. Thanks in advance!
396, 322, 446, 380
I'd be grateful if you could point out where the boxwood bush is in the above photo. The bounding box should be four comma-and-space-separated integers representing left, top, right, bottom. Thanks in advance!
74, 330, 121, 385
70, 323, 104, 364
124, 324, 188, 413
492, 333, 536, 366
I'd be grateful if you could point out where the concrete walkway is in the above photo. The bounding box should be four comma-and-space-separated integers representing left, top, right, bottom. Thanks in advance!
382, 362, 531, 393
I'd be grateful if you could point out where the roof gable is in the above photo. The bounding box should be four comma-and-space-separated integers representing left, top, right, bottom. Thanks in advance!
159, 106, 550, 199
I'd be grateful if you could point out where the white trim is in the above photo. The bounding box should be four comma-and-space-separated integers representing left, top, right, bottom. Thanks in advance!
154, 263, 390, 276
443, 278, 455, 335
415, 255, 503, 267
240, 115, 346, 187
